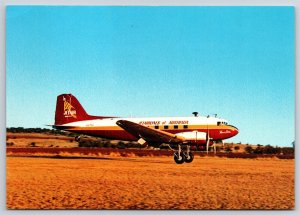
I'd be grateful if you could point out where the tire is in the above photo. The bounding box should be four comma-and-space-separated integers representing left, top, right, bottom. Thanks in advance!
184, 152, 194, 163
174, 152, 185, 164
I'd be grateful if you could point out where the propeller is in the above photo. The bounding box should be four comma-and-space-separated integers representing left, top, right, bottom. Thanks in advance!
206, 126, 217, 155
206, 129, 210, 154
213, 141, 216, 154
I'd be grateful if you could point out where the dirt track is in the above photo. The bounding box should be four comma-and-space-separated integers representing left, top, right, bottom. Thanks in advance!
6, 156, 294, 209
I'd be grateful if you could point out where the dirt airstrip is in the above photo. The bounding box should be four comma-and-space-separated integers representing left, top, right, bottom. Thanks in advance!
6, 155, 294, 210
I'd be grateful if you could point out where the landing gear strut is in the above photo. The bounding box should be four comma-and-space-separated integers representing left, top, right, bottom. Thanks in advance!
173, 144, 185, 164
184, 145, 194, 163
173, 144, 194, 164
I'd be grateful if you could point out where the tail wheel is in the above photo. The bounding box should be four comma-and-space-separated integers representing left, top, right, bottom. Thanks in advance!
184, 152, 194, 163
174, 152, 185, 164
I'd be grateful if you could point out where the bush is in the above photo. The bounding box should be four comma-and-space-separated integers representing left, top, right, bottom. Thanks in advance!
225, 146, 232, 152
78, 140, 95, 147
30, 142, 36, 147
103, 141, 112, 148
116, 141, 126, 149
127, 141, 141, 148
281, 147, 294, 155
244, 146, 253, 154
262, 145, 280, 154
6, 142, 14, 146
253, 146, 263, 154
234, 146, 240, 151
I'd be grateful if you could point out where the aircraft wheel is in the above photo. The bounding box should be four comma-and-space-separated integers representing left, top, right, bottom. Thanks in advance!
184, 152, 194, 163
174, 152, 185, 164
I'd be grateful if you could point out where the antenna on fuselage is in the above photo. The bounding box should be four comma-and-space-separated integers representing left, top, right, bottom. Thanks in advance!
207, 114, 217, 118
192, 112, 198, 117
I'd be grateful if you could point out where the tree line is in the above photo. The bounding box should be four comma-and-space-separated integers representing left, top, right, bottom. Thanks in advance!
244, 145, 294, 155
6, 127, 294, 155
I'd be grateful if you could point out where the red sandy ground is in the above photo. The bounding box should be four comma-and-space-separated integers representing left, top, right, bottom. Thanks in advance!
6, 155, 294, 209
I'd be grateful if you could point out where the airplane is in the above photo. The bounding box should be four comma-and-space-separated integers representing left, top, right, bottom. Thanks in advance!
53, 94, 239, 164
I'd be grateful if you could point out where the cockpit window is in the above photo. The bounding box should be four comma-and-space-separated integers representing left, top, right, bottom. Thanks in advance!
217, 122, 221, 126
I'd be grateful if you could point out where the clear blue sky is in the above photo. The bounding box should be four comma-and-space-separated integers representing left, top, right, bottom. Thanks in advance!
6, 6, 294, 147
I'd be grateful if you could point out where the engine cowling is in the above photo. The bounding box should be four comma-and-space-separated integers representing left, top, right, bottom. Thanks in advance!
175, 131, 206, 141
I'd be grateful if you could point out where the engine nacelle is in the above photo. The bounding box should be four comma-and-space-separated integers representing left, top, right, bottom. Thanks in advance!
176, 131, 206, 141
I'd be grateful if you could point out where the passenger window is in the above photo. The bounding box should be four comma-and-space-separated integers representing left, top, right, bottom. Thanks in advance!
154, 125, 159, 129
217, 122, 221, 126
174, 125, 178, 129
164, 125, 169, 129
183, 125, 188, 129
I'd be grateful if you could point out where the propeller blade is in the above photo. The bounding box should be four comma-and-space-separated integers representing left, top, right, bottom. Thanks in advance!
213, 141, 216, 154
206, 131, 209, 155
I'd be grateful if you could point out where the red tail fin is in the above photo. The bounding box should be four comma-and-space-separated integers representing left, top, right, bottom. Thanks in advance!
54, 94, 113, 125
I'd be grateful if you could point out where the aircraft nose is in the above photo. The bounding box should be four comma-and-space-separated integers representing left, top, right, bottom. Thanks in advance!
230, 125, 239, 137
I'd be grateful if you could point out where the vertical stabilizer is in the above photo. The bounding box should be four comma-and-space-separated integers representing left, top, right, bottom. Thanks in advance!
55, 94, 90, 125
54, 94, 114, 125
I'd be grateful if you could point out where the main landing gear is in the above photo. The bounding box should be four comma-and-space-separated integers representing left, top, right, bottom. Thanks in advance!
173, 144, 194, 164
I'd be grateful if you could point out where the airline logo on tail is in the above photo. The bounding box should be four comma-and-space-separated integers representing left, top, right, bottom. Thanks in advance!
63, 97, 77, 118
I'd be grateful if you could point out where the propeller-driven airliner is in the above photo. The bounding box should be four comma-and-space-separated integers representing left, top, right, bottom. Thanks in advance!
53, 94, 239, 164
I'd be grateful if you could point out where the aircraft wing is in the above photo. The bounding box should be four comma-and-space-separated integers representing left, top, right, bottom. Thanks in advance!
116, 120, 185, 143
